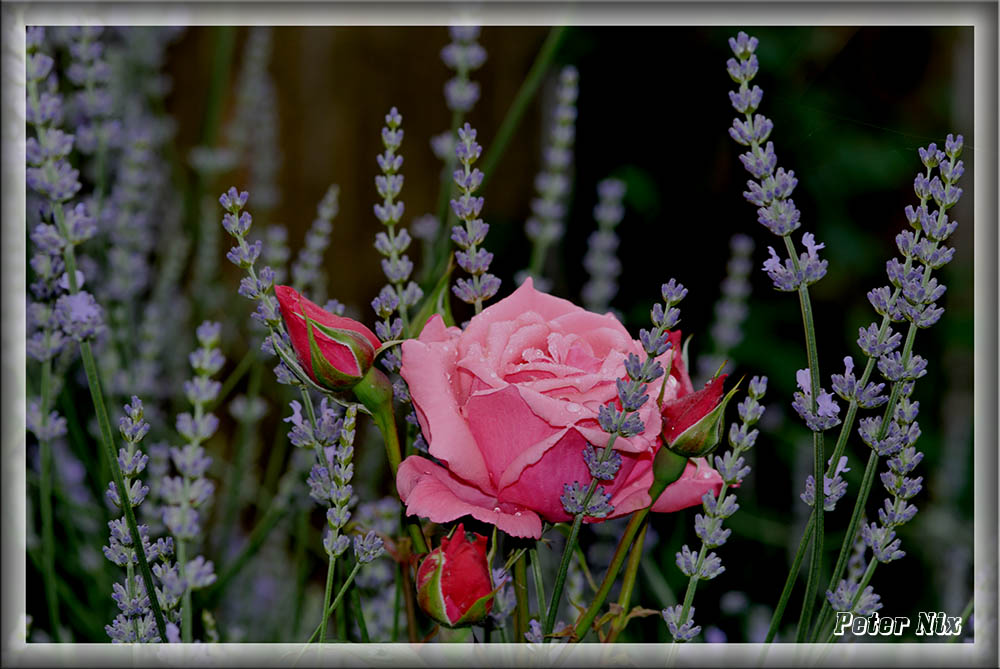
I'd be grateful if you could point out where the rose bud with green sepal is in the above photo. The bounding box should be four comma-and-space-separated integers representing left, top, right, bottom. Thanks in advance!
275, 285, 382, 391
416, 523, 495, 627
661, 375, 741, 458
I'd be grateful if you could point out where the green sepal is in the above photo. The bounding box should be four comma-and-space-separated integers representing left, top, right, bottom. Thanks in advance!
407, 254, 456, 339
666, 379, 743, 458
417, 552, 450, 626
448, 587, 497, 627
681, 334, 693, 376
272, 338, 372, 415
651, 446, 688, 489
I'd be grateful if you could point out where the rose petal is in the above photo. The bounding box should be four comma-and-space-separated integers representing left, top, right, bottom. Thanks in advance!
667, 330, 695, 396
661, 374, 728, 443
465, 384, 563, 486
650, 458, 723, 513
397, 456, 542, 539
401, 334, 493, 493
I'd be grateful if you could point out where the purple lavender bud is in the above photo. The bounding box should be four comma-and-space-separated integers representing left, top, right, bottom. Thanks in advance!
728, 31, 759, 59
222, 211, 252, 236
54, 290, 103, 339
63, 202, 96, 244
219, 186, 249, 213
639, 328, 670, 356
944, 133, 963, 158
354, 530, 386, 564
939, 158, 964, 182
27, 161, 81, 202
582, 443, 622, 481
694, 514, 731, 548
728, 423, 759, 451
26, 91, 63, 126
862, 522, 906, 563
887, 446, 923, 476
676, 544, 699, 577
702, 490, 739, 519
662, 604, 701, 642
917, 143, 944, 168
726, 54, 759, 83
615, 378, 649, 412
714, 450, 751, 484
728, 84, 764, 114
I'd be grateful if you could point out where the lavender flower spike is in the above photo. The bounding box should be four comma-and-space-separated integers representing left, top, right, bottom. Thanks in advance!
450, 123, 500, 312
582, 178, 626, 314
519, 65, 579, 292
431, 26, 487, 161
373, 107, 421, 372
104, 396, 176, 643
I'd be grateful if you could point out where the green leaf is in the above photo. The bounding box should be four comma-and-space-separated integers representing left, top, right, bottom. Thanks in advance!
408, 254, 456, 338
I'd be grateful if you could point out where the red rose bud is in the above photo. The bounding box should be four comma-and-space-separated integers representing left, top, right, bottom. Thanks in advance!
274, 285, 381, 391
662, 374, 740, 457
415, 523, 494, 627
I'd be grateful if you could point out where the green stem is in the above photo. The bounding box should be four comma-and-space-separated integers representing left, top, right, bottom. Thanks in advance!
37, 357, 63, 642
545, 434, 625, 638
353, 370, 429, 554
572, 451, 687, 642
178, 538, 192, 642
201, 26, 237, 147
606, 519, 648, 643
350, 579, 370, 642
219, 358, 261, 551
401, 559, 419, 642
808, 449, 880, 642
573, 508, 649, 641
319, 555, 337, 643
479, 26, 567, 190
822, 558, 878, 644
307, 562, 363, 643
544, 506, 585, 638
529, 548, 548, 626
764, 514, 815, 643
391, 563, 402, 642
513, 551, 530, 641
782, 235, 826, 644
291, 509, 309, 639
423, 25, 567, 287
79, 337, 168, 640
946, 598, 974, 643
208, 347, 254, 414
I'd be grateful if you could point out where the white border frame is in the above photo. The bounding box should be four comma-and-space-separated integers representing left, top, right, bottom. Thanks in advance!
2, 2, 996, 666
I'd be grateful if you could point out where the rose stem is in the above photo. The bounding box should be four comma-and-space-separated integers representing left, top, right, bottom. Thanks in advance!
401, 561, 419, 642
529, 548, 548, 625
355, 370, 430, 555
572, 453, 686, 642
513, 552, 530, 641
605, 519, 648, 643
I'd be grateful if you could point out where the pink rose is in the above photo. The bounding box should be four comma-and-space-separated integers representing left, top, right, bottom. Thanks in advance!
396, 279, 723, 539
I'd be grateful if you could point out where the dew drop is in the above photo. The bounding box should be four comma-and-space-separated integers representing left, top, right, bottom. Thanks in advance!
493, 506, 501, 513
566, 403, 581, 413
514, 512, 522, 517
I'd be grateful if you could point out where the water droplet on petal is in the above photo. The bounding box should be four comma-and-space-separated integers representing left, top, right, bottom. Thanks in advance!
493, 506, 501, 513
566, 403, 581, 413
514, 512, 522, 517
